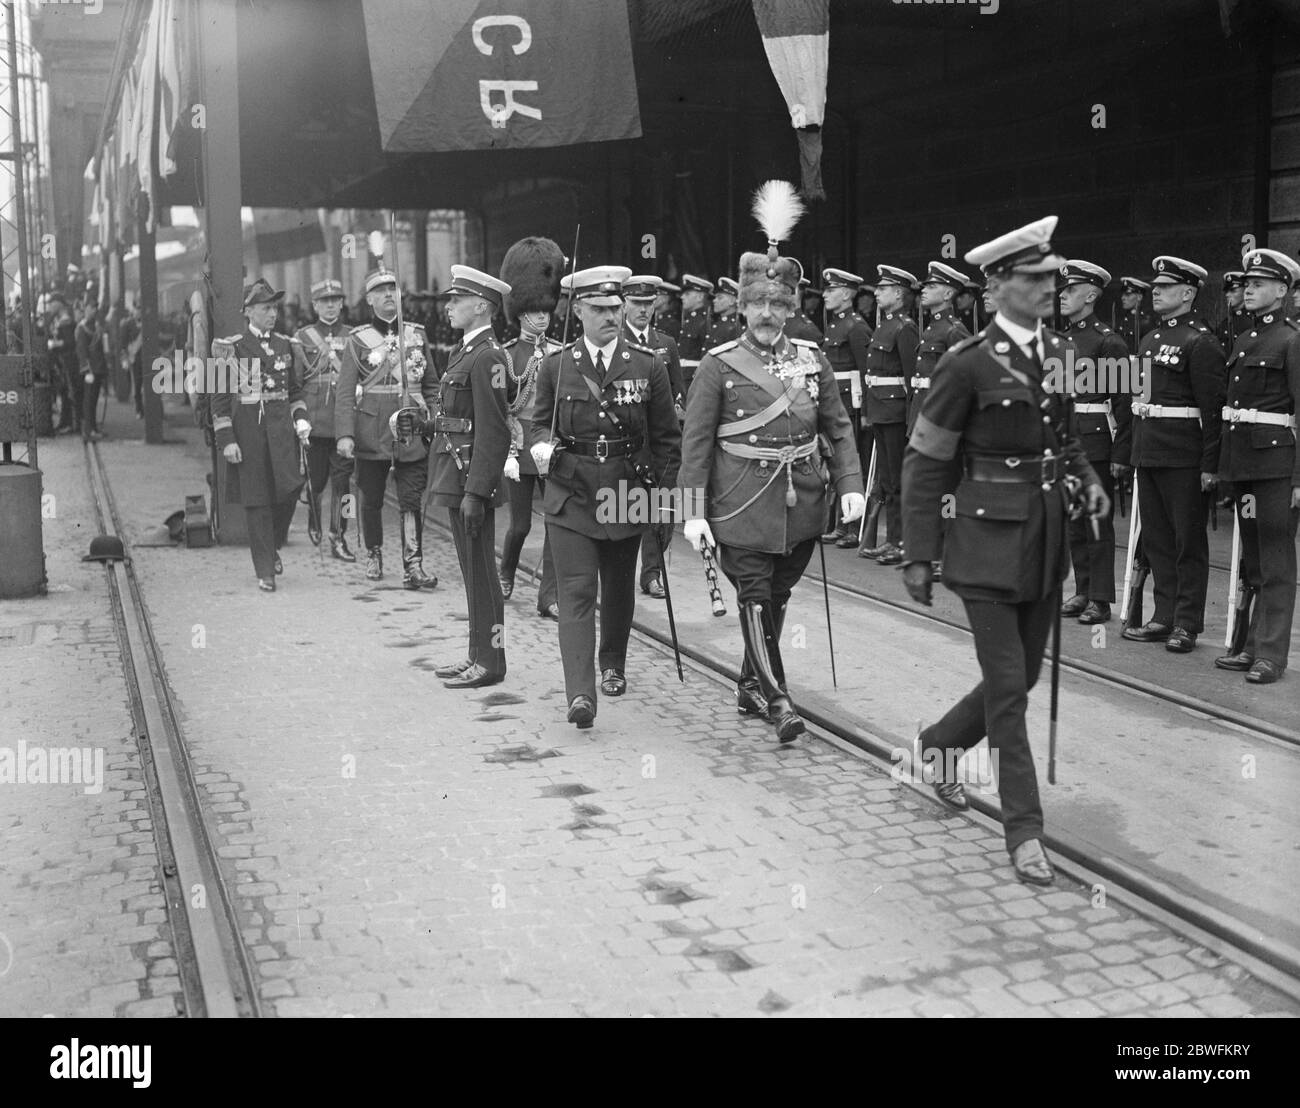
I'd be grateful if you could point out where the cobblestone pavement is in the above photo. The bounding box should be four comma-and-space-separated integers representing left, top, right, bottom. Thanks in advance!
0, 434, 181, 1018
100, 411, 1297, 1018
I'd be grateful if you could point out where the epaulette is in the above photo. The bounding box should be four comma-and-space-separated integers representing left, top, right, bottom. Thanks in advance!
789, 337, 819, 348
708, 340, 739, 355
627, 341, 657, 355
950, 330, 987, 355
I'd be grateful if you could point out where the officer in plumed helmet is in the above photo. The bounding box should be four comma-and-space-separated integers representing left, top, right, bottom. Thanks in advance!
902, 216, 1109, 886
681, 181, 864, 743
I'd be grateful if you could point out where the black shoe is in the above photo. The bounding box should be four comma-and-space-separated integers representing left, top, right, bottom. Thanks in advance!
443, 663, 504, 689
273, 554, 283, 576
736, 678, 767, 717
600, 669, 627, 696
308, 520, 322, 546
933, 780, 969, 811
330, 533, 356, 562
1011, 839, 1055, 886
642, 575, 666, 599
257, 577, 276, 592
1214, 651, 1255, 672
1078, 601, 1111, 624
567, 695, 596, 729
538, 603, 560, 621
876, 544, 904, 566
500, 575, 514, 600
860, 541, 891, 560
834, 531, 859, 549
1165, 626, 1197, 653
768, 696, 805, 743
434, 659, 474, 679
820, 527, 848, 544
404, 563, 437, 591
365, 548, 383, 580
1245, 659, 1283, 685
1061, 594, 1088, 617
1121, 620, 1171, 643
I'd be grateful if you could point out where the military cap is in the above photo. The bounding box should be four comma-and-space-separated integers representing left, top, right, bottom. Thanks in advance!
966, 216, 1063, 276
1119, 276, 1151, 294
1221, 270, 1246, 290
962, 279, 982, 294
875, 264, 919, 289
822, 267, 864, 289
563, 265, 633, 306
659, 280, 682, 294
1060, 260, 1112, 288
364, 268, 399, 294
242, 278, 284, 308
922, 261, 970, 290
1151, 256, 1207, 287
622, 274, 663, 300
310, 278, 345, 300
447, 264, 511, 308
716, 277, 739, 297
1241, 248, 1300, 285
681, 274, 714, 294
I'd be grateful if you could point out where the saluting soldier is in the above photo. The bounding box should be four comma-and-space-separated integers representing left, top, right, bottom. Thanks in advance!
1214, 248, 1300, 684
530, 266, 682, 729
1217, 270, 1251, 350
787, 277, 824, 343
497, 237, 563, 620
401, 266, 513, 689
334, 268, 438, 589
1117, 276, 1155, 351
211, 279, 313, 592
294, 279, 357, 561
1121, 256, 1226, 652
677, 274, 714, 394
902, 216, 1109, 886
910, 261, 973, 433
817, 267, 872, 546
623, 274, 686, 601
706, 277, 743, 350
1057, 260, 1133, 625
860, 264, 920, 565
681, 197, 864, 743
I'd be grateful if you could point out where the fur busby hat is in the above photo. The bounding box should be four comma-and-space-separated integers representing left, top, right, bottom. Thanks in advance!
737, 180, 805, 310
500, 237, 565, 324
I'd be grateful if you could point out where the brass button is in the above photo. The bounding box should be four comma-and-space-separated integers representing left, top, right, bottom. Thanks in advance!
1002, 399, 1012, 407
598, 412, 606, 419
975, 507, 985, 516
736, 409, 745, 416
749, 434, 758, 443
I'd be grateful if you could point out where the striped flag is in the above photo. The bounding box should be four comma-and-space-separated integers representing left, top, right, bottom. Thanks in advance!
752, 0, 829, 199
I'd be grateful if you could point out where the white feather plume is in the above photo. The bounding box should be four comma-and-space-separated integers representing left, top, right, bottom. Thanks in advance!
751, 179, 805, 248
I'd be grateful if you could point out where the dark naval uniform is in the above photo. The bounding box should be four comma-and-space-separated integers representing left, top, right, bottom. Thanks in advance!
1128, 313, 1225, 637
333, 315, 438, 581
427, 324, 512, 680
1218, 306, 1253, 352
678, 304, 711, 393
1218, 307, 1300, 678
294, 316, 355, 549
1119, 309, 1156, 354
863, 308, 919, 551
1061, 313, 1132, 608
904, 320, 1099, 857
786, 308, 823, 343
705, 310, 742, 352
211, 325, 309, 578
531, 335, 681, 713
909, 307, 970, 433
821, 307, 872, 446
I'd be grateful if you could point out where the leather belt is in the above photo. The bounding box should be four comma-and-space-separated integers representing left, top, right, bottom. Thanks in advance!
720, 439, 818, 463
1133, 403, 1200, 419
910, 376, 930, 390
562, 435, 643, 460
239, 391, 287, 403
1074, 402, 1111, 415
964, 452, 1063, 487
865, 375, 906, 387
435, 415, 472, 432
1222, 406, 1297, 428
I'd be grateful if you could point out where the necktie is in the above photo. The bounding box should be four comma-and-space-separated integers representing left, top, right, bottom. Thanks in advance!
595, 350, 606, 380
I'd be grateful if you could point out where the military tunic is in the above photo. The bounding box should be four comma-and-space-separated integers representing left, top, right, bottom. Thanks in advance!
1218, 306, 1253, 352
294, 318, 355, 525
705, 311, 742, 352
863, 310, 920, 546
678, 305, 711, 393
1218, 310, 1300, 669
909, 308, 970, 433
786, 309, 823, 344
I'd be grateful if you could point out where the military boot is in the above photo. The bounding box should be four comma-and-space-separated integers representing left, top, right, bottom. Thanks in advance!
856, 495, 883, 557
739, 601, 805, 743
365, 547, 383, 580
400, 511, 437, 590
735, 651, 767, 718
329, 497, 356, 562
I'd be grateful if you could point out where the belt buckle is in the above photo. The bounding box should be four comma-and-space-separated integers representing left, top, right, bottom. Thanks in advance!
1004, 456, 1021, 468
1230, 408, 1244, 424
1042, 454, 1060, 485
1135, 402, 1149, 418
595, 438, 609, 462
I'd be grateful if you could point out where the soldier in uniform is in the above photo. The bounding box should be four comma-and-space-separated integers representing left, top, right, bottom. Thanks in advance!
497, 237, 563, 621
1118, 276, 1155, 351
854, 285, 877, 329
706, 277, 743, 350
786, 276, 824, 342
817, 267, 872, 546
334, 268, 439, 589
1121, 257, 1226, 652
1214, 248, 1300, 684
860, 264, 920, 565
294, 279, 357, 561
530, 266, 682, 729
400, 266, 513, 689
953, 280, 978, 334
654, 281, 682, 341
677, 274, 714, 395
623, 274, 686, 600
681, 226, 864, 743
1056, 260, 1133, 624
211, 279, 313, 592
1218, 270, 1251, 351
902, 216, 1109, 886
910, 261, 972, 433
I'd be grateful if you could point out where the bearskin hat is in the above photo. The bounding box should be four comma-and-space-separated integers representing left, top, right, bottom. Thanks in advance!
499, 237, 565, 324
736, 180, 805, 310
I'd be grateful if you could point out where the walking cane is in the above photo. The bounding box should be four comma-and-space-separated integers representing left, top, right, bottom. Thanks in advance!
817, 539, 838, 689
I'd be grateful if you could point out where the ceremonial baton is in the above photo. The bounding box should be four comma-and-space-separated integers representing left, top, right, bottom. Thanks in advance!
700, 542, 727, 617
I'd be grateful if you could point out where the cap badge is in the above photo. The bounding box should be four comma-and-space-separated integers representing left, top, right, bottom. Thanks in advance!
1157, 259, 1166, 271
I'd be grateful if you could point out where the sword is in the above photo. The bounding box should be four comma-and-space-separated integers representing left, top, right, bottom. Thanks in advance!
1048, 581, 1063, 785
1119, 477, 1142, 625
858, 440, 878, 544
298, 441, 323, 548
1225, 507, 1242, 649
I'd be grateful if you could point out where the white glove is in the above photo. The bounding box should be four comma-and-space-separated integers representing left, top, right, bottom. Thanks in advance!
840, 491, 866, 523
530, 441, 554, 474
222, 443, 242, 464
684, 519, 715, 552
294, 419, 311, 443
336, 436, 355, 460
503, 456, 521, 482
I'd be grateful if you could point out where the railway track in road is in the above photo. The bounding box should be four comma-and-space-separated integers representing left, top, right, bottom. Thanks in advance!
84, 441, 258, 1018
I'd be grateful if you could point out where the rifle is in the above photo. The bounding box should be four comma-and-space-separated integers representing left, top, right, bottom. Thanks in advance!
548, 225, 582, 450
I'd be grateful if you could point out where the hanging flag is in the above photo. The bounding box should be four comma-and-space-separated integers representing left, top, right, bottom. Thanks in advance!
157, 0, 184, 178
252, 210, 327, 265
359, 0, 641, 151
752, 0, 829, 199
135, 4, 161, 229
